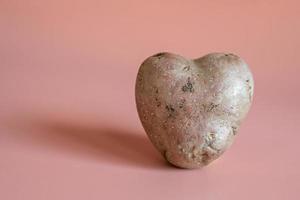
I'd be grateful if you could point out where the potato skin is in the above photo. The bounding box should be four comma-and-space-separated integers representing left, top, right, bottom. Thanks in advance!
135, 52, 254, 169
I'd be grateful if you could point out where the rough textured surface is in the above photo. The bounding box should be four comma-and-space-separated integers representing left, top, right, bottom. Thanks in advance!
135, 52, 254, 169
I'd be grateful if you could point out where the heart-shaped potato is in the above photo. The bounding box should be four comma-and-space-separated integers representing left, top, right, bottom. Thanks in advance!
135, 52, 254, 169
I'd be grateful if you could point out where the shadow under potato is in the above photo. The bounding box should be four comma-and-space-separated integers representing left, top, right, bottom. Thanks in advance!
10, 116, 170, 169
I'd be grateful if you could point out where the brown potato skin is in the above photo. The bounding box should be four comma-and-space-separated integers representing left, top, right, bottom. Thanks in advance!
135, 52, 254, 169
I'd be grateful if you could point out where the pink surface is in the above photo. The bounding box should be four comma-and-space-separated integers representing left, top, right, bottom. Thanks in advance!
0, 0, 299, 199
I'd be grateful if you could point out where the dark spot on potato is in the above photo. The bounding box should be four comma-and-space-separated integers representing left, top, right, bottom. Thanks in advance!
153, 52, 166, 59
232, 126, 238, 135
245, 80, 253, 101
165, 104, 176, 118
155, 97, 161, 107
183, 65, 190, 72
202, 103, 219, 112
179, 99, 186, 108
182, 77, 194, 93
155, 88, 159, 94
224, 53, 235, 57
208, 103, 218, 112
166, 105, 175, 112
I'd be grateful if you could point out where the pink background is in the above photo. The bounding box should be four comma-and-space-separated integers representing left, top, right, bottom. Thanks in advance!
1, 0, 299, 199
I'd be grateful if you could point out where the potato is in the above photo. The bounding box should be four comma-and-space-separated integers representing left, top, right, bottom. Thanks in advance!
135, 52, 254, 169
